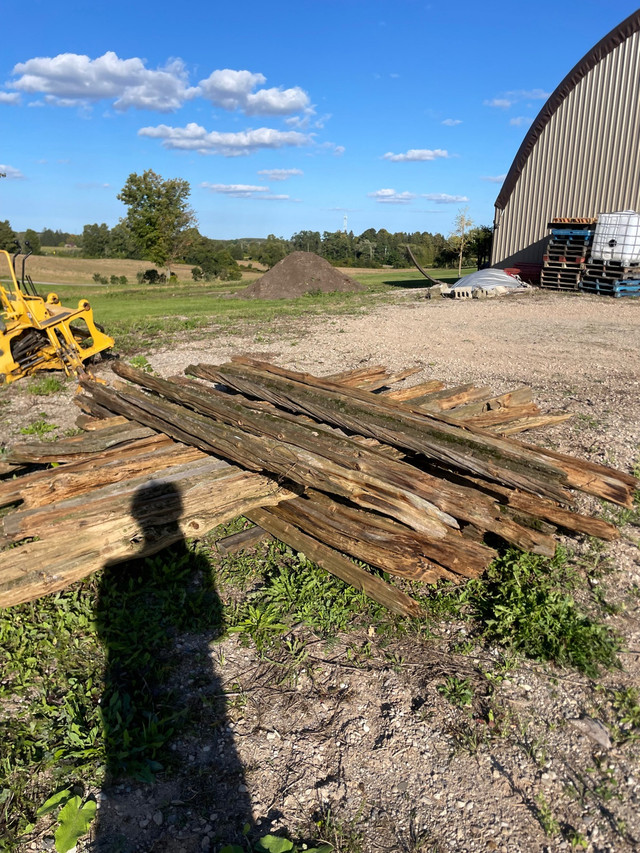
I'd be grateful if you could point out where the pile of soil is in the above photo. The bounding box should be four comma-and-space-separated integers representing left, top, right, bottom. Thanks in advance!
237, 251, 364, 299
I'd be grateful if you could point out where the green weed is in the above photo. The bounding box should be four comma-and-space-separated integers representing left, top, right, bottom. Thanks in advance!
534, 792, 560, 836
437, 676, 473, 708
26, 375, 66, 396
420, 548, 620, 676
19, 413, 58, 437
128, 354, 154, 373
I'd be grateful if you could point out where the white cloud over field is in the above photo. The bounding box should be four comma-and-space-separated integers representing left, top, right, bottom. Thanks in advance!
139, 123, 310, 156
368, 189, 417, 204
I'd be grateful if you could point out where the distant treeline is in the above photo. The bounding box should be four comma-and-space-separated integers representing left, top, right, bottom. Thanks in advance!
1, 220, 493, 274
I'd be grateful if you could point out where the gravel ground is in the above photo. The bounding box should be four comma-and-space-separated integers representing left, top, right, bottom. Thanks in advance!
5, 288, 640, 853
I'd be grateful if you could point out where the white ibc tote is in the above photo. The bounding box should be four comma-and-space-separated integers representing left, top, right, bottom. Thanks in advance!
591, 211, 640, 264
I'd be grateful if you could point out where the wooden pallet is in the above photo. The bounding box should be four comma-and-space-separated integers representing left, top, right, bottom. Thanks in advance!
580, 279, 640, 297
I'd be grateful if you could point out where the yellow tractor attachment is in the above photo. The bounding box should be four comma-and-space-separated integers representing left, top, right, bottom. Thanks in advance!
0, 246, 114, 385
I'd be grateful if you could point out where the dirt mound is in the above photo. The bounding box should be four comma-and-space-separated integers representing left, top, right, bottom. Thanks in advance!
237, 251, 364, 299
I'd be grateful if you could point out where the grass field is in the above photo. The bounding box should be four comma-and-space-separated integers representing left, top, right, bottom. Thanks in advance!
6, 256, 472, 353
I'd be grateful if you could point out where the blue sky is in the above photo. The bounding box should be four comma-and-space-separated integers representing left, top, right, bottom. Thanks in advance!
1, 1, 637, 241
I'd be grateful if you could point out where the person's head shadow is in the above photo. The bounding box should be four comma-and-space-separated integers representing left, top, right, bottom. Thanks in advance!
92, 480, 253, 852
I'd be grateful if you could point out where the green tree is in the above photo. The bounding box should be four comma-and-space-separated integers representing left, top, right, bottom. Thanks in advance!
451, 207, 474, 277
0, 220, 17, 252
23, 229, 42, 255
109, 221, 141, 259
291, 230, 322, 254
82, 223, 110, 259
117, 170, 197, 271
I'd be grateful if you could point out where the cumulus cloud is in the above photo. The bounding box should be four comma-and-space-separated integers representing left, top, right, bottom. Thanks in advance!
139, 122, 311, 156
481, 174, 507, 183
510, 116, 532, 127
441, 118, 462, 126
422, 193, 468, 204
0, 164, 24, 179
382, 149, 450, 162
8, 54, 312, 118
257, 168, 303, 181
10, 52, 198, 112
197, 68, 309, 115
368, 188, 416, 204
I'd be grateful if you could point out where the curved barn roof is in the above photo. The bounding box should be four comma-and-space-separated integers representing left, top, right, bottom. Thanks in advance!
495, 9, 640, 211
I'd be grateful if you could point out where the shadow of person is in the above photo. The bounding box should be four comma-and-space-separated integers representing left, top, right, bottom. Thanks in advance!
92, 481, 253, 852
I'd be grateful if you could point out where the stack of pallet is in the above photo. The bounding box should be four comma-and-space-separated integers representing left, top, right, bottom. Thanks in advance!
540, 218, 596, 291
581, 259, 640, 298
1, 359, 636, 614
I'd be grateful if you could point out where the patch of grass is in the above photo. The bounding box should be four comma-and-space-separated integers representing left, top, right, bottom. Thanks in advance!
26, 375, 66, 396
19, 413, 58, 437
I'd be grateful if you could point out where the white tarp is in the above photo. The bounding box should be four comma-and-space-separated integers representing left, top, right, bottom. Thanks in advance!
449, 268, 529, 292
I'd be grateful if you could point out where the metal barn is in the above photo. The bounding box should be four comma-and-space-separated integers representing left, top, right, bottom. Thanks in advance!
491, 10, 640, 268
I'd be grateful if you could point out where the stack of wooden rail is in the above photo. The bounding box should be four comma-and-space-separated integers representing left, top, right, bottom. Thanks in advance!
1, 358, 636, 615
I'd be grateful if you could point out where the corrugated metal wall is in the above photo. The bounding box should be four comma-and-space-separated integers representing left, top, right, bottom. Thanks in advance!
492, 30, 640, 267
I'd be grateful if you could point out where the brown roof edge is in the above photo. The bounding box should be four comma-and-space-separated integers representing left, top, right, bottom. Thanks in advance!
495, 9, 640, 211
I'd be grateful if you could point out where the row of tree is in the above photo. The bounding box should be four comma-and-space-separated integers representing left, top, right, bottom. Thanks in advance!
1, 171, 492, 280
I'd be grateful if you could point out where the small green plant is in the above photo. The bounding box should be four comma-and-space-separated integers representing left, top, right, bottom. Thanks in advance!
92, 273, 108, 284
27, 375, 65, 396
220, 823, 332, 853
19, 413, 57, 437
437, 676, 473, 708
36, 789, 97, 853
534, 792, 560, 836
128, 354, 154, 373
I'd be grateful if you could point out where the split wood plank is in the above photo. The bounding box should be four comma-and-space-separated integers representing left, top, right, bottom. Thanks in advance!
0, 460, 297, 609
188, 360, 571, 502
202, 358, 637, 507
5, 421, 156, 464
105, 363, 559, 557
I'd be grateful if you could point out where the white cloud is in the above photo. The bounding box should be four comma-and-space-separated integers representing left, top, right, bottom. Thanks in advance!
441, 118, 462, 126
139, 122, 311, 156
368, 188, 416, 204
0, 164, 24, 179
422, 193, 468, 204
257, 168, 303, 181
10, 52, 198, 112
201, 182, 270, 197
481, 174, 506, 183
382, 149, 450, 162
197, 68, 309, 115
200, 182, 294, 201
9, 54, 312, 118
510, 116, 532, 127
484, 98, 513, 109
